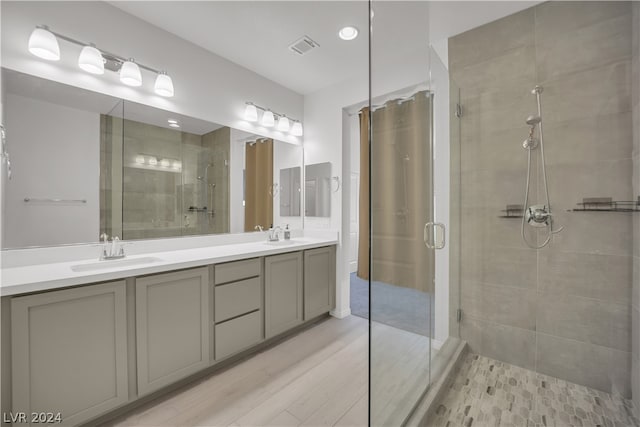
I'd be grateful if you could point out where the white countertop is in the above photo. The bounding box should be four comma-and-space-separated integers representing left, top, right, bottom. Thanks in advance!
0, 235, 338, 297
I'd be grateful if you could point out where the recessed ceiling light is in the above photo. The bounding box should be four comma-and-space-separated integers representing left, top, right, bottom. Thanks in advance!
338, 26, 358, 41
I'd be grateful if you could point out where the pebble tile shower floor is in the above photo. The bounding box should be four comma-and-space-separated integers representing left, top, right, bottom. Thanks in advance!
432, 353, 639, 427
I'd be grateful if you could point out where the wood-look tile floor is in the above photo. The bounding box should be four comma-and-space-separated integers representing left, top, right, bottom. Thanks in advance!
103, 316, 369, 427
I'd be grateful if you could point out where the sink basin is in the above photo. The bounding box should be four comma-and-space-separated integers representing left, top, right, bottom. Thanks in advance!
71, 256, 163, 272
263, 239, 309, 246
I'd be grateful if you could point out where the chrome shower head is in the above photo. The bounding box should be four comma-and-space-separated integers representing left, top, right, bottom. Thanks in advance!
525, 115, 541, 126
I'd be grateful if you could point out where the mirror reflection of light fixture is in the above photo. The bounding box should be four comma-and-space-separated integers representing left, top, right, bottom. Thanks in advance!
243, 101, 303, 137
277, 115, 290, 132
78, 44, 104, 75
261, 110, 275, 127
291, 121, 303, 136
120, 59, 142, 87
28, 26, 60, 61
154, 71, 174, 97
27, 25, 175, 96
244, 103, 258, 122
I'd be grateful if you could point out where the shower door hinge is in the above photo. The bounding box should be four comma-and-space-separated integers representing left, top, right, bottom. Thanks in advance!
455, 104, 463, 118
456, 308, 462, 322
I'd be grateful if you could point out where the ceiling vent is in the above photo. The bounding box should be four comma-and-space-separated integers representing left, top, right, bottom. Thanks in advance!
288, 36, 320, 56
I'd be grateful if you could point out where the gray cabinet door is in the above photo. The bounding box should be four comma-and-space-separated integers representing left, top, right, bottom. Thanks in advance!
265, 252, 303, 338
304, 246, 336, 320
11, 281, 128, 427
136, 267, 209, 396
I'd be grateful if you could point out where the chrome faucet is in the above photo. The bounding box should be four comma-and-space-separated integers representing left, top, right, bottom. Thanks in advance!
100, 233, 126, 260
267, 226, 282, 242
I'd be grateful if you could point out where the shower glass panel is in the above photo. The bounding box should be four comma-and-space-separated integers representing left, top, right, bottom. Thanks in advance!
120, 103, 230, 240
122, 110, 183, 240
368, 2, 433, 425
441, 2, 639, 425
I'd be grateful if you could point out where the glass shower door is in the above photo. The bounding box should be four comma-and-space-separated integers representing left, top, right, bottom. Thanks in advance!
368, 2, 434, 425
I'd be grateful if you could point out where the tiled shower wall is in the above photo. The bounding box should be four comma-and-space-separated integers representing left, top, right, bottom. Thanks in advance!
632, 0, 639, 410
450, 1, 634, 396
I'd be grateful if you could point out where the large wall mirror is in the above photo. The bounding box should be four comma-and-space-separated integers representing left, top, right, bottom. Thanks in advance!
304, 162, 332, 218
2, 68, 302, 249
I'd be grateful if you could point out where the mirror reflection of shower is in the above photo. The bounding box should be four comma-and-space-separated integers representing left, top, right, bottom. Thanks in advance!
521, 85, 563, 249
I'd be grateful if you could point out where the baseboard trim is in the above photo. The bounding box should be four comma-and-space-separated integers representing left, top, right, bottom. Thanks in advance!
330, 307, 352, 319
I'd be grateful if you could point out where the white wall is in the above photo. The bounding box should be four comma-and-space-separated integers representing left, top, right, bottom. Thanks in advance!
4, 93, 99, 248
0, 1, 303, 145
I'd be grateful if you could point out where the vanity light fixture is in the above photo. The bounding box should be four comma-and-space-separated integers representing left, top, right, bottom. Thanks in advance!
167, 119, 178, 124
261, 110, 275, 127
28, 26, 60, 60
169, 123, 180, 128
243, 101, 303, 137
244, 102, 259, 122
27, 25, 175, 96
78, 44, 104, 75
120, 59, 142, 87
277, 115, 290, 132
154, 72, 174, 97
291, 121, 304, 136
338, 26, 359, 41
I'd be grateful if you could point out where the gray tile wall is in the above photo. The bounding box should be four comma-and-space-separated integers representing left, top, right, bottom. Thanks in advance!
632, 0, 640, 411
449, 1, 634, 397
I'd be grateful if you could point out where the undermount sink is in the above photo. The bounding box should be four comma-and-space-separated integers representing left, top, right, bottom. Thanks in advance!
263, 239, 309, 246
71, 256, 163, 272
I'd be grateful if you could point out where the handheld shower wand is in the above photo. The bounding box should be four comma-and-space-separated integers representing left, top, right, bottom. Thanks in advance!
521, 86, 563, 249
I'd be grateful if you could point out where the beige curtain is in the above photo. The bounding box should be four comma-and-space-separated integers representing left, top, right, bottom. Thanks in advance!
357, 108, 371, 280
244, 139, 273, 232
357, 91, 433, 292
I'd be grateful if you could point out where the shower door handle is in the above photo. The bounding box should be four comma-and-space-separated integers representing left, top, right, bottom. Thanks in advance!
424, 222, 446, 250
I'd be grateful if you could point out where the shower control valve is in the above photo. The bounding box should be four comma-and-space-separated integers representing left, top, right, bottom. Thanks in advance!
525, 205, 551, 228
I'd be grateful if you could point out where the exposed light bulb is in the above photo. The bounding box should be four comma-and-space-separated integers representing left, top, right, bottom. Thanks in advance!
154, 71, 174, 97
291, 121, 303, 136
28, 26, 60, 61
261, 110, 275, 127
172, 161, 181, 170
120, 59, 142, 87
135, 155, 145, 164
78, 44, 104, 75
160, 159, 170, 167
277, 116, 290, 132
148, 157, 158, 166
244, 103, 258, 122
338, 26, 359, 41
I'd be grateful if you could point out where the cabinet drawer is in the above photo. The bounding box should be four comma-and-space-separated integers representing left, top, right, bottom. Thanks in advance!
215, 277, 261, 322
215, 258, 261, 284
215, 310, 262, 360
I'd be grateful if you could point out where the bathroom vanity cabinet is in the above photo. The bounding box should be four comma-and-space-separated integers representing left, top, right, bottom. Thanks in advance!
135, 267, 210, 395
303, 246, 335, 320
265, 251, 304, 338
10, 281, 129, 427
214, 258, 263, 360
5, 245, 335, 426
